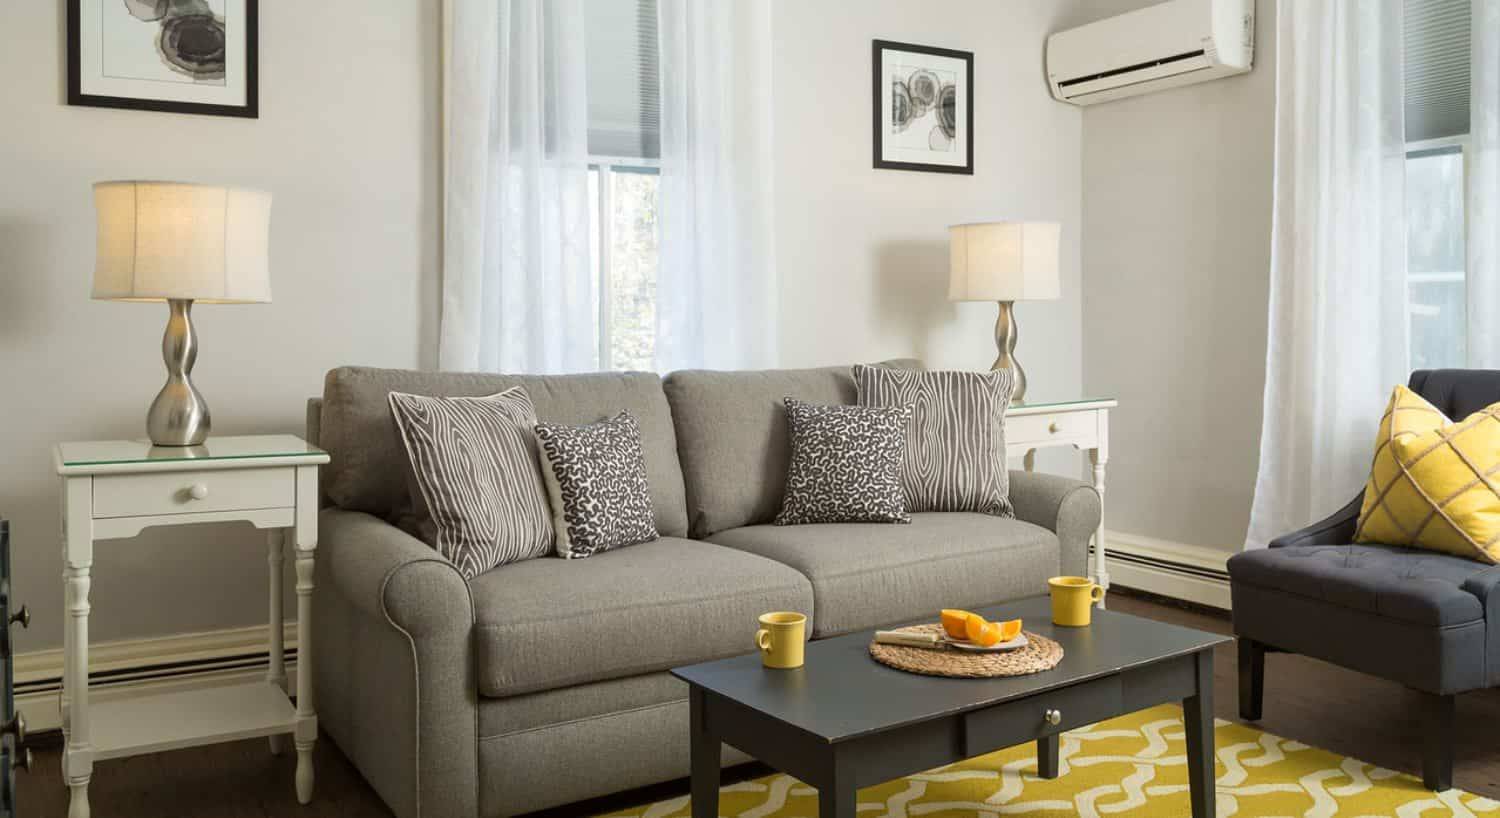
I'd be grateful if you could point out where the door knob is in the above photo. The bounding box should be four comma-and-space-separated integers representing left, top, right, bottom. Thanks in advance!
9, 606, 28, 630
1, 713, 23, 744
1044, 708, 1062, 726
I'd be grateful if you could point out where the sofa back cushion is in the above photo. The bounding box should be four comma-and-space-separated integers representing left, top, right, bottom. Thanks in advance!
663, 360, 921, 538
320, 367, 688, 538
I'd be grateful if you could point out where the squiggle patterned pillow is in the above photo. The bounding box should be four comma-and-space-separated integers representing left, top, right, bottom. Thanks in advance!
534, 412, 660, 558
774, 398, 913, 526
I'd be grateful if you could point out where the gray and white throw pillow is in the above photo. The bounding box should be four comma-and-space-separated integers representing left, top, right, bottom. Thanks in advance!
388, 388, 554, 579
774, 398, 913, 525
534, 412, 659, 558
852, 365, 1016, 517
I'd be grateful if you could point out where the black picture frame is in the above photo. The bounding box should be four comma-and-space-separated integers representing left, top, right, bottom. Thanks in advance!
67, 0, 259, 119
872, 39, 973, 175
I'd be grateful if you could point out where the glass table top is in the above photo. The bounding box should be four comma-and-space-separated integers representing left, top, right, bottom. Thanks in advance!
57, 435, 325, 468
1007, 396, 1117, 411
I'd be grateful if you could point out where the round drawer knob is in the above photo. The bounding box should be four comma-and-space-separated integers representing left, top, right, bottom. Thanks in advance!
1048, 422, 1060, 434
1044, 708, 1062, 726
187, 484, 209, 501
9, 606, 28, 630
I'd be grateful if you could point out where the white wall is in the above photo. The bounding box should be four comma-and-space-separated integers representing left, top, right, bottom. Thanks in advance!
1074, 0, 1277, 552
0, 3, 440, 652
1, 0, 1085, 656
771, 0, 1085, 419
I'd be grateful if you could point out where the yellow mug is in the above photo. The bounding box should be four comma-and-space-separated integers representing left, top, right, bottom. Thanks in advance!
756, 612, 806, 669
1049, 576, 1105, 627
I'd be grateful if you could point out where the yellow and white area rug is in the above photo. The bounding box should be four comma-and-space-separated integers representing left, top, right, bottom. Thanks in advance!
601, 704, 1497, 818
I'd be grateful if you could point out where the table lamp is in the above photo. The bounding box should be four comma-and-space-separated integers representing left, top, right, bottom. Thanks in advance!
93, 181, 272, 446
948, 221, 1060, 403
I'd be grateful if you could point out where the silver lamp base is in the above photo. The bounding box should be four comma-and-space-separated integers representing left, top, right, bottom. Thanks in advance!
147, 298, 211, 446
991, 300, 1027, 404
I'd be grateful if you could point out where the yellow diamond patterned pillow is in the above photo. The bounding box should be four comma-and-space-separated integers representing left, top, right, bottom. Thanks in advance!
1354, 385, 1500, 562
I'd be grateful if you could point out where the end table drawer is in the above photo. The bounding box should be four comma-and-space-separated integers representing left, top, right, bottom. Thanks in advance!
962, 675, 1123, 756
1008, 412, 1090, 443
92, 468, 294, 518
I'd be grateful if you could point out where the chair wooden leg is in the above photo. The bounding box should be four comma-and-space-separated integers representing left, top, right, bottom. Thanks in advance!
1238, 637, 1265, 721
1421, 691, 1454, 791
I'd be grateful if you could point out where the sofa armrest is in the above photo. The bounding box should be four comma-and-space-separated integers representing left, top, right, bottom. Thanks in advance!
1267, 493, 1364, 549
1461, 565, 1500, 686
315, 509, 478, 818
1009, 471, 1101, 578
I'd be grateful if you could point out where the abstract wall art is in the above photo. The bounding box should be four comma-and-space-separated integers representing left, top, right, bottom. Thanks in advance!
873, 40, 973, 174
68, 0, 258, 118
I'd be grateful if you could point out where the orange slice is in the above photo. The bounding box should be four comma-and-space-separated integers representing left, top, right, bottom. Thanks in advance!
995, 618, 1023, 642
965, 613, 1003, 647
940, 609, 976, 640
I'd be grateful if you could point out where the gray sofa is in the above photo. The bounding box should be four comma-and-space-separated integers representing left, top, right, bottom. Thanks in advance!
305, 363, 1102, 818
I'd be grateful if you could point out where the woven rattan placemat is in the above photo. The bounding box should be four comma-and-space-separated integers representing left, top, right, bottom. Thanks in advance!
868, 623, 1064, 678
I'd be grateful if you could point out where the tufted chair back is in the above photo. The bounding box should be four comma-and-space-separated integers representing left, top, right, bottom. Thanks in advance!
1409, 369, 1500, 420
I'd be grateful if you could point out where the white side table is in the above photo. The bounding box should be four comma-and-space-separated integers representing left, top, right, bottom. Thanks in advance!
1005, 398, 1117, 600
52, 435, 330, 818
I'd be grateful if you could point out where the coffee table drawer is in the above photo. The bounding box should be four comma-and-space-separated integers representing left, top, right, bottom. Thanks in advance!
963, 675, 1123, 756
93, 468, 294, 518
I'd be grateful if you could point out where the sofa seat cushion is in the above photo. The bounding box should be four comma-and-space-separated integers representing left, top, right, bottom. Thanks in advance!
707, 512, 1059, 638
471, 537, 813, 697
1227, 544, 1488, 627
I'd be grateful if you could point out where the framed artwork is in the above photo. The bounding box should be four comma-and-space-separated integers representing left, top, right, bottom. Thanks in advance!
67, 0, 259, 118
872, 40, 973, 175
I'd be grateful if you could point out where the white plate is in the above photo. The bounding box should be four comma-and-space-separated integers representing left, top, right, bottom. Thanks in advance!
949, 633, 1028, 652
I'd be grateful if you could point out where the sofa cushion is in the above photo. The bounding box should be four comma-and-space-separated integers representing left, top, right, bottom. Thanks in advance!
707, 512, 1059, 638
1228, 544, 1488, 627
853, 365, 1015, 516
663, 359, 921, 538
775, 398, 912, 525
319, 367, 688, 537
535, 412, 659, 558
471, 538, 813, 697
388, 388, 555, 577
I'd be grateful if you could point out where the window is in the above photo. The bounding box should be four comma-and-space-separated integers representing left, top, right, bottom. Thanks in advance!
1403, 0, 1470, 369
585, 0, 661, 371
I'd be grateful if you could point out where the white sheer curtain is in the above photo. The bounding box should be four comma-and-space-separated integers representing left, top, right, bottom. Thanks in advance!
441, 0, 596, 374
1472, 0, 1500, 367
1245, 0, 1410, 549
654, 0, 778, 372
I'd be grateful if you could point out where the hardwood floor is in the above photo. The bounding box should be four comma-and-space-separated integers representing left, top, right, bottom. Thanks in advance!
19, 590, 1500, 816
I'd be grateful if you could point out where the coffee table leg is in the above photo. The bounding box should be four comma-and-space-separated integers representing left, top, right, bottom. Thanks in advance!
817, 752, 855, 818
690, 687, 719, 818
1183, 649, 1216, 818
1036, 733, 1060, 779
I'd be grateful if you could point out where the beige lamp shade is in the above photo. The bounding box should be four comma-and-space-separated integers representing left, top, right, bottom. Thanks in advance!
92, 181, 273, 303
948, 221, 1061, 302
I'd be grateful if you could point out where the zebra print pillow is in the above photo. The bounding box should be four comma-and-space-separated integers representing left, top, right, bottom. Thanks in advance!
852, 365, 1016, 517
775, 398, 913, 525
388, 388, 554, 579
534, 412, 660, 559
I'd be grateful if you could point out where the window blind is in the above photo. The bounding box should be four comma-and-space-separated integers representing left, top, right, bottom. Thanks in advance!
584, 0, 660, 159
1405, 0, 1471, 142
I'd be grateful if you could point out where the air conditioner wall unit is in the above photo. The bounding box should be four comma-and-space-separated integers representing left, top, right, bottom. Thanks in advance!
1046, 0, 1254, 106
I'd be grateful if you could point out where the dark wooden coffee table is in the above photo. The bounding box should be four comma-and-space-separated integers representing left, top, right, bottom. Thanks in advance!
673, 595, 1229, 818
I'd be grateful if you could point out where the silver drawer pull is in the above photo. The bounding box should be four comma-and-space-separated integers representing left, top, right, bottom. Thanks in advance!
187, 483, 209, 501
1044, 708, 1062, 725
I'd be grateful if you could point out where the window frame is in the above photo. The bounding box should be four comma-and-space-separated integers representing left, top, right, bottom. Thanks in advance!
1404, 134, 1470, 369
588, 155, 661, 370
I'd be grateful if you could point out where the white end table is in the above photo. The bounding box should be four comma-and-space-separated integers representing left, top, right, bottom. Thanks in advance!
52, 435, 329, 818
1006, 398, 1117, 600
